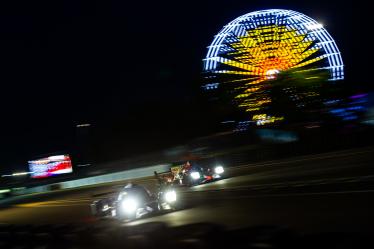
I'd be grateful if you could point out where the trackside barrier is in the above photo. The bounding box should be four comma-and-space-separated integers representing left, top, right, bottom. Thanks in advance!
61, 164, 170, 189
18, 164, 171, 196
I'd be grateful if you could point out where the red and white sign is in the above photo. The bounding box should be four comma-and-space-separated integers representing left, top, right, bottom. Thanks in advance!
29, 155, 73, 178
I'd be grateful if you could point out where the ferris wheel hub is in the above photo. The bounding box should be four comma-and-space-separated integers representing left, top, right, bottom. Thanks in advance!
266, 69, 280, 80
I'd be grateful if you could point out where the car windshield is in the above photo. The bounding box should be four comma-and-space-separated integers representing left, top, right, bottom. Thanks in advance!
121, 187, 150, 198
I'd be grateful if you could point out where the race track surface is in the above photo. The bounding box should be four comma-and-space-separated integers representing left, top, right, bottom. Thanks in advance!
1, 147, 374, 234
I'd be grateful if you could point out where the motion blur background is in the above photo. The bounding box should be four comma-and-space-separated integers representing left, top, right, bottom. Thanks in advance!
0, 0, 372, 183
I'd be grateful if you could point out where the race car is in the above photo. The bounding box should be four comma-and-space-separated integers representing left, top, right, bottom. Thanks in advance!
155, 161, 225, 186
91, 183, 179, 221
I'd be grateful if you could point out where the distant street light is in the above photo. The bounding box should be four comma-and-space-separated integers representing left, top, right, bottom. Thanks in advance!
1, 171, 33, 177
75, 123, 93, 167
77, 123, 91, 128
12, 172, 31, 176
77, 163, 91, 167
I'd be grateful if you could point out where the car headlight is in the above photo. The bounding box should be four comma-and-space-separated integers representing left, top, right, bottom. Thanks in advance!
164, 190, 177, 203
214, 166, 224, 174
190, 171, 201, 180
121, 198, 138, 213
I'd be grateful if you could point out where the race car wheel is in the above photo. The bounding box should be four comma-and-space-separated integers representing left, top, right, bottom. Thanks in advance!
157, 202, 163, 211
170, 202, 181, 210
91, 199, 112, 217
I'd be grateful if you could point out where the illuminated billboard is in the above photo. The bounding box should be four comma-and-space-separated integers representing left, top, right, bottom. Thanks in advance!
28, 155, 73, 178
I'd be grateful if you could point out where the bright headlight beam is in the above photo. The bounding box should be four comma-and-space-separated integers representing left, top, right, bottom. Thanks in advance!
190, 171, 201, 180
165, 190, 177, 203
214, 166, 224, 174
121, 198, 138, 213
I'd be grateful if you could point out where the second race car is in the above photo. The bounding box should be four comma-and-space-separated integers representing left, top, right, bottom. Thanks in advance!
155, 161, 225, 186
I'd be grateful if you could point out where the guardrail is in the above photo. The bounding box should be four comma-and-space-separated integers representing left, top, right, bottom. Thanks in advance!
1, 164, 171, 198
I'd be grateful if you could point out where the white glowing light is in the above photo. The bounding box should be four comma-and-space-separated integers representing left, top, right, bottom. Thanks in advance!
48, 155, 65, 161
121, 198, 138, 213
266, 69, 280, 79
214, 166, 224, 174
306, 23, 323, 30
190, 171, 201, 180
76, 123, 91, 128
0, 189, 10, 194
165, 190, 177, 203
11, 172, 30, 176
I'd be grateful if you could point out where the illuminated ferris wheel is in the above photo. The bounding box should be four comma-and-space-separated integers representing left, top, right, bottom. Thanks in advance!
203, 9, 344, 125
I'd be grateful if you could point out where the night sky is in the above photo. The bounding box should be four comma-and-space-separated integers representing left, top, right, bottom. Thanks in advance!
0, 0, 370, 172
